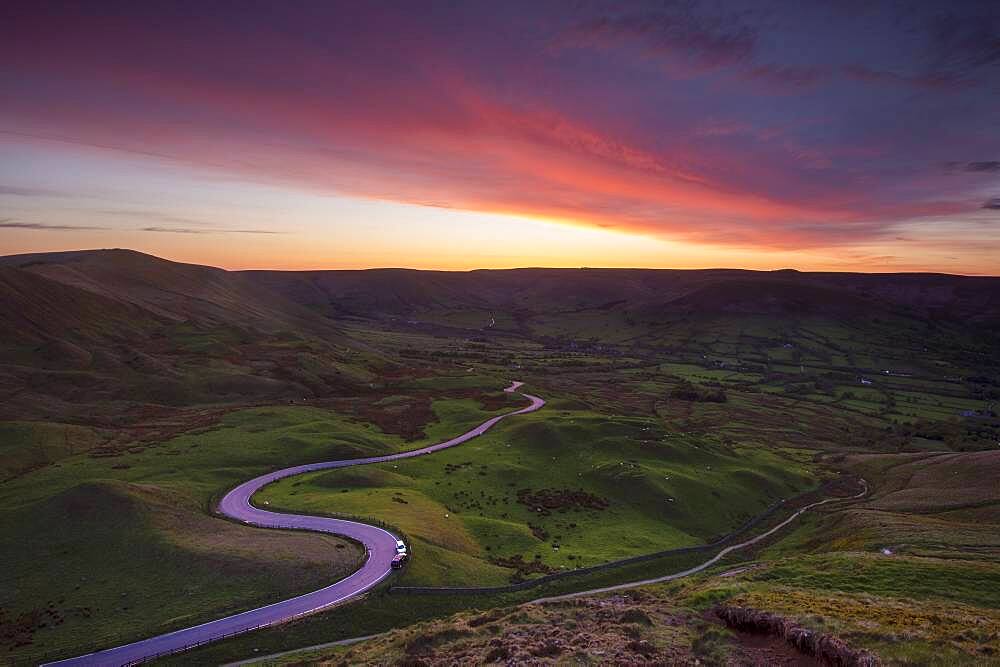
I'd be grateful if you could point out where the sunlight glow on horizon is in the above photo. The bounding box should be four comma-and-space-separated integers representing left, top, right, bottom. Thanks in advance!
3, 2, 1000, 275
1, 135, 998, 276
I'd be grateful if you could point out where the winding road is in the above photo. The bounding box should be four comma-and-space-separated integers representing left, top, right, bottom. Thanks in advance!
47, 381, 545, 666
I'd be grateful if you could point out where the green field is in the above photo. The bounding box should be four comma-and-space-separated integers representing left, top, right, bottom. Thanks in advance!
0, 395, 514, 663
257, 399, 815, 586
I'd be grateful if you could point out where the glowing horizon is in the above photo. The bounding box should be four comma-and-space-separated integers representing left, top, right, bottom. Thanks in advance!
2, 2, 998, 275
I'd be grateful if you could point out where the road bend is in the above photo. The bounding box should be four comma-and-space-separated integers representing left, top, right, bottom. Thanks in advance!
46, 381, 544, 666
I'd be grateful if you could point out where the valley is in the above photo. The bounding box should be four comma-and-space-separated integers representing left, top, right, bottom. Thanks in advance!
1, 250, 998, 665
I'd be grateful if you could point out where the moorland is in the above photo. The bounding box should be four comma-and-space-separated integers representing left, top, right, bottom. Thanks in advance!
1, 249, 998, 664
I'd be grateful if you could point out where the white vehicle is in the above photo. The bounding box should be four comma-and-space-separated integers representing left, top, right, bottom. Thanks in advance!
395, 539, 407, 554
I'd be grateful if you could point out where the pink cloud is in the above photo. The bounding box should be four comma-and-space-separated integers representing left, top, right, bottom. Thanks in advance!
0, 2, 994, 256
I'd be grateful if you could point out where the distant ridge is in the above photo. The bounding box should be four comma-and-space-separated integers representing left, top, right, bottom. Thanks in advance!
3, 248, 999, 326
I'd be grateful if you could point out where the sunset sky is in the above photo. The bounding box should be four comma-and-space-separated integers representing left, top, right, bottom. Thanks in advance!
2, 1, 999, 273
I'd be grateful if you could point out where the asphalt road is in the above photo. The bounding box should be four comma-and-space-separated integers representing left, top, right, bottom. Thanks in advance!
225, 483, 870, 666
47, 381, 544, 666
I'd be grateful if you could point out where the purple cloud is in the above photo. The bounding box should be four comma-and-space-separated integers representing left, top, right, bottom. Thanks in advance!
0, 219, 108, 231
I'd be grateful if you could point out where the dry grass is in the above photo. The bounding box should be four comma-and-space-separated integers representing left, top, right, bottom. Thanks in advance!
853, 451, 1000, 514
273, 591, 699, 665
730, 588, 1000, 663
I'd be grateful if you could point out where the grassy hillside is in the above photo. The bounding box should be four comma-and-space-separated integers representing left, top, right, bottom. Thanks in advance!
170, 451, 1000, 666
1, 249, 998, 664
0, 395, 510, 664
0, 250, 388, 433
667, 450, 1000, 664
258, 396, 815, 586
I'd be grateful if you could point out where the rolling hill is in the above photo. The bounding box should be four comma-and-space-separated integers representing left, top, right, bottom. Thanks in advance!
2, 249, 999, 665
243, 264, 1000, 325
0, 250, 377, 426
2, 246, 996, 444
